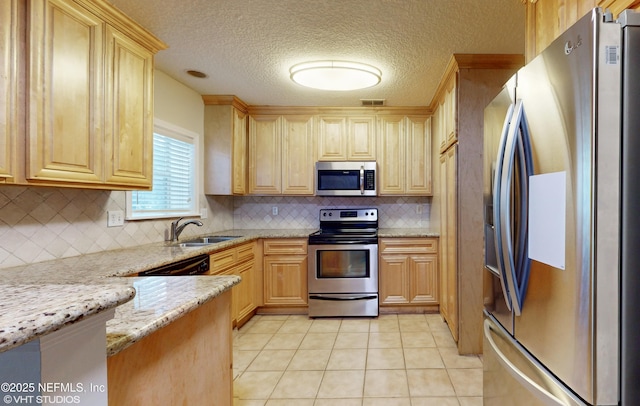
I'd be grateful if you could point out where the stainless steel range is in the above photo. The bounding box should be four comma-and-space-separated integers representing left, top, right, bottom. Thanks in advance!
308, 208, 379, 317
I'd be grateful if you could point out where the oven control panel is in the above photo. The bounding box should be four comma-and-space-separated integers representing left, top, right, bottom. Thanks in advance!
319, 208, 378, 222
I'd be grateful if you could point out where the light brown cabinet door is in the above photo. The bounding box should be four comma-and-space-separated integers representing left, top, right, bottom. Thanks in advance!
379, 254, 411, 305
232, 108, 248, 194
317, 116, 348, 161
348, 116, 376, 161
203, 105, 247, 195
27, 0, 104, 184
439, 145, 458, 341
249, 115, 282, 194
263, 255, 308, 306
235, 260, 256, 324
409, 254, 439, 304
377, 115, 405, 195
104, 25, 153, 188
282, 115, 314, 195
445, 84, 457, 147
405, 116, 432, 195
219, 267, 239, 323
0, 0, 20, 183
438, 82, 457, 152
439, 153, 449, 320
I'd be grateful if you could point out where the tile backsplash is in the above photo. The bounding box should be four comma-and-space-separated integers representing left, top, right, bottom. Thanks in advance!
0, 186, 431, 269
233, 195, 431, 229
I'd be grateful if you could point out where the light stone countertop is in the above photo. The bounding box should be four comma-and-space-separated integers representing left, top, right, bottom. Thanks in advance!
105, 275, 239, 356
0, 227, 436, 356
0, 284, 135, 353
378, 228, 440, 238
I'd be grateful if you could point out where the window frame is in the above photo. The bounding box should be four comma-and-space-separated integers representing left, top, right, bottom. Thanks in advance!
126, 118, 201, 220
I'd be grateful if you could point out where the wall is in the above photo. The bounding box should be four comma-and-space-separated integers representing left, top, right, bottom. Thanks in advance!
233, 196, 431, 229
0, 189, 431, 269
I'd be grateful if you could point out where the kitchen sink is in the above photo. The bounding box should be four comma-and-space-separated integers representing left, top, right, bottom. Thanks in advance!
175, 236, 240, 247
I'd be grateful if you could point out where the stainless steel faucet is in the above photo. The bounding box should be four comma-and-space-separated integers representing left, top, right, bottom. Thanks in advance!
170, 217, 203, 242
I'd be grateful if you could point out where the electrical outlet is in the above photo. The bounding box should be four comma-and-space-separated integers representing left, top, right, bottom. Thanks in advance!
200, 208, 208, 219
107, 210, 124, 227
416, 204, 423, 215
272, 206, 278, 216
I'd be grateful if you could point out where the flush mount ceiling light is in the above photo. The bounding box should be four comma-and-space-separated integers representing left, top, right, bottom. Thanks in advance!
289, 61, 382, 91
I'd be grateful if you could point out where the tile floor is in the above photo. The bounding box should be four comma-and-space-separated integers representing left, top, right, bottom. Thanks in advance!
232, 313, 483, 405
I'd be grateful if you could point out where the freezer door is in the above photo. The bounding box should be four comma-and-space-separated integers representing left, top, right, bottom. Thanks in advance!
484, 313, 586, 406
512, 9, 621, 405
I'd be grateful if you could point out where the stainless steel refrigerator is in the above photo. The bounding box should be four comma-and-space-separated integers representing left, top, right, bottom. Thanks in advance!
483, 8, 640, 405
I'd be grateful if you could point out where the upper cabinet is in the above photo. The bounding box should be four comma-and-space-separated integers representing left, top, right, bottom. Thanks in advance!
206, 106, 430, 196
317, 115, 376, 161
0, 0, 22, 184
3, 0, 165, 189
439, 83, 457, 152
523, 0, 640, 62
103, 24, 156, 188
282, 115, 315, 195
28, 0, 105, 185
248, 115, 282, 194
377, 115, 432, 196
203, 97, 249, 195
248, 114, 314, 195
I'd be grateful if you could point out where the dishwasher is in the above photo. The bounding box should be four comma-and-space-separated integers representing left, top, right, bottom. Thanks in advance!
138, 254, 210, 276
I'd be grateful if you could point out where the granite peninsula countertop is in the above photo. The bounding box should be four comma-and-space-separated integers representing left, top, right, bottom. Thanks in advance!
0, 227, 437, 356
0, 284, 135, 352
105, 275, 239, 356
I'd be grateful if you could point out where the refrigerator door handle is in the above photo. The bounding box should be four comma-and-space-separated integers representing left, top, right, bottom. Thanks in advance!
498, 99, 534, 316
484, 318, 569, 406
493, 103, 515, 311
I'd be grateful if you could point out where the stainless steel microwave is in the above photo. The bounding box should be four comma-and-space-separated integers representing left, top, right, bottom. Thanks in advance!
315, 162, 376, 196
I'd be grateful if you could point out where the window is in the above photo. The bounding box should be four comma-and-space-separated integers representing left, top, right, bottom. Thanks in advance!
126, 119, 200, 220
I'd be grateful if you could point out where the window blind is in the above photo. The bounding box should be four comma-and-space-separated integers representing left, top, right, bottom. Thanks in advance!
130, 132, 195, 215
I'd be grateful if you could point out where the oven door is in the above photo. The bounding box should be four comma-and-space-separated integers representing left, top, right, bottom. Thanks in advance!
308, 243, 378, 294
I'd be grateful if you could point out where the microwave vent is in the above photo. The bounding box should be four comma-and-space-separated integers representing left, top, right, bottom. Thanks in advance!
360, 99, 385, 107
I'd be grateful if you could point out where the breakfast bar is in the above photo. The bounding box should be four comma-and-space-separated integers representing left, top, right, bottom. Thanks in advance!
0, 239, 243, 406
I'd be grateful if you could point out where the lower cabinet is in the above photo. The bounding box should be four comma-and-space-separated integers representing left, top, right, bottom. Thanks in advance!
262, 238, 308, 308
235, 259, 256, 324
209, 241, 257, 327
379, 238, 439, 311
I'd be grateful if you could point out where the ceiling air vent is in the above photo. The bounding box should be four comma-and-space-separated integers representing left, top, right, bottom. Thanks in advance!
360, 99, 385, 107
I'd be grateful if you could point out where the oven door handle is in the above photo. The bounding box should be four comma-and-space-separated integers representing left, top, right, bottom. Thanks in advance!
310, 240, 375, 245
309, 295, 378, 301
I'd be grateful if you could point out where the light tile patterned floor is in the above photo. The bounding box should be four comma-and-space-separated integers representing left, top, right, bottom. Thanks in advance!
232, 314, 483, 405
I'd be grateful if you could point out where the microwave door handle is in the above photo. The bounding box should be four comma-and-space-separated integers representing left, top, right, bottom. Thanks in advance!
360, 166, 365, 194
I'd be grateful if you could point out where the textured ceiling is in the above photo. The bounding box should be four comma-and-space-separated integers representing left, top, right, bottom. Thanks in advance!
108, 0, 525, 107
